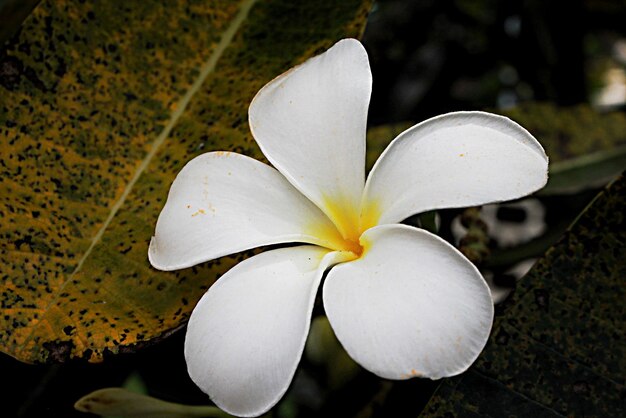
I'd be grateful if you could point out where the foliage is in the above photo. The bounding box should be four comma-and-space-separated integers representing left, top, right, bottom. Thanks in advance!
423, 175, 626, 417
0, 0, 371, 364
2, 1, 625, 417
75, 388, 231, 418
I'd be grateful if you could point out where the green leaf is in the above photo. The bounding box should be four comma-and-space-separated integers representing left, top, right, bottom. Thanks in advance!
423, 174, 626, 417
0, 0, 372, 363
540, 144, 626, 194
74, 388, 231, 418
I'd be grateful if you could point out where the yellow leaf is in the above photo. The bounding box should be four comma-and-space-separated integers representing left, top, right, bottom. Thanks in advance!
0, 0, 372, 363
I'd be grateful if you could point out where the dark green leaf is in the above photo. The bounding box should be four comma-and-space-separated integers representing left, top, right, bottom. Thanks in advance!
541, 145, 626, 194
423, 174, 626, 417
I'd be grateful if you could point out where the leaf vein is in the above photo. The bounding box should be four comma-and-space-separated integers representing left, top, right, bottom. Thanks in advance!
16, 0, 259, 357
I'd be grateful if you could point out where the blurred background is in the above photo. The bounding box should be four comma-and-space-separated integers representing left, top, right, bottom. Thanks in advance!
2, 0, 625, 417
365, 0, 626, 122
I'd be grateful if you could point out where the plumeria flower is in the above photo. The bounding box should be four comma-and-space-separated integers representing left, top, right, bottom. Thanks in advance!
149, 39, 548, 417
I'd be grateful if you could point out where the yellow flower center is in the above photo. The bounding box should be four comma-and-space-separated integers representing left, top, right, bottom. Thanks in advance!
340, 237, 364, 257
310, 195, 381, 258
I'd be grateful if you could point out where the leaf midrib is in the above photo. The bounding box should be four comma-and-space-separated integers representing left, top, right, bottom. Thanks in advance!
17, 0, 259, 355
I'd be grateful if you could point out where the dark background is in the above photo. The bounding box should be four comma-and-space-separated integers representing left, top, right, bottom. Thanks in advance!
2, 0, 625, 417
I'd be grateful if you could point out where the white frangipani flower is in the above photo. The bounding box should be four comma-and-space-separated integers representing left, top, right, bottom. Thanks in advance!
149, 39, 548, 417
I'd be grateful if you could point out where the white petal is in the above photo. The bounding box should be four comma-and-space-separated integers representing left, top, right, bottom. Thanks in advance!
362, 112, 548, 226
323, 224, 494, 380
185, 246, 348, 417
249, 39, 371, 235
149, 152, 343, 270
